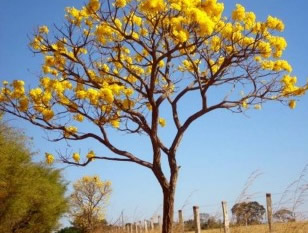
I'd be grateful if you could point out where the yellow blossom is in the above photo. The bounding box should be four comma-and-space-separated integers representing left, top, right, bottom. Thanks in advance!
158, 60, 165, 68
241, 100, 248, 109
110, 119, 120, 128
132, 15, 142, 26
254, 104, 262, 110
18, 97, 29, 112
266, 16, 285, 31
114, 18, 122, 29
146, 102, 152, 111
288, 100, 296, 109
140, 0, 166, 14
42, 109, 54, 121
87, 150, 96, 160
115, 0, 127, 8
76, 90, 87, 99
100, 88, 114, 104
74, 114, 84, 122
64, 126, 78, 137
244, 12, 256, 30
132, 32, 139, 40
87, 0, 100, 12
159, 118, 166, 127
73, 152, 81, 162
140, 28, 148, 37
127, 75, 137, 83
39, 25, 49, 34
45, 153, 54, 164
232, 4, 245, 21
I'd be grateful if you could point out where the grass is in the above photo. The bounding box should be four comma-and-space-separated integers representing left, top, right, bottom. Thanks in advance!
93, 222, 308, 233
187, 222, 308, 233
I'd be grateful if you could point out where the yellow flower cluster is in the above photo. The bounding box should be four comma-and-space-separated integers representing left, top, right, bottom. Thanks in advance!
73, 114, 84, 122
64, 126, 78, 137
45, 152, 54, 164
159, 118, 166, 127
86, 150, 96, 160
169, 0, 223, 41
11, 80, 25, 99
256, 41, 272, 58
3, 77, 72, 121
241, 100, 248, 109
232, 4, 245, 21
140, 0, 166, 14
266, 16, 285, 32
260, 59, 292, 73
1, 0, 308, 143
254, 104, 262, 110
267, 36, 287, 58
115, 0, 128, 8
39, 25, 49, 34
281, 75, 307, 97
73, 152, 81, 163
87, 0, 100, 12
65, 1, 100, 27
110, 118, 120, 128
0, 80, 29, 112
288, 100, 296, 109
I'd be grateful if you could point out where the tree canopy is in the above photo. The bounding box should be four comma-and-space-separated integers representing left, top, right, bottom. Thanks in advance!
273, 208, 295, 222
0, 0, 307, 232
231, 201, 265, 225
0, 0, 306, 165
0, 120, 68, 233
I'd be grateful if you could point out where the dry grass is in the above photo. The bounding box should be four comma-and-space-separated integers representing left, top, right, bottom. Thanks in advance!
93, 222, 308, 233
194, 222, 308, 233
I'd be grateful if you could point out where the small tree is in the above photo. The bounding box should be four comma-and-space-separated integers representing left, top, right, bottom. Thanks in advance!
70, 176, 111, 233
0, 0, 307, 232
273, 208, 295, 222
231, 201, 265, 225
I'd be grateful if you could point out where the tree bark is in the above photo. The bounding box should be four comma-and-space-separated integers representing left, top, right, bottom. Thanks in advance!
161, 170, 178, 233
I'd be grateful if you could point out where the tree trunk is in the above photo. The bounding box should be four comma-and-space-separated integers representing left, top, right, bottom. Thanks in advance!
161, 170, 178, 233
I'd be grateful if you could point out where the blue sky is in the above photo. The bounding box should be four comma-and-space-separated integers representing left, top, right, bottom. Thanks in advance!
1, 0, 308, 226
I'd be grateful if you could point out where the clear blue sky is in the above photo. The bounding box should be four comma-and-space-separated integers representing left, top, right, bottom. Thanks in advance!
1, 0, 308, 225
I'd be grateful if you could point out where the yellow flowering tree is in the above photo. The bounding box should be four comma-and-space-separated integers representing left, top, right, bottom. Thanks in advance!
70, 176, 111, 233
0, 0, 307, 232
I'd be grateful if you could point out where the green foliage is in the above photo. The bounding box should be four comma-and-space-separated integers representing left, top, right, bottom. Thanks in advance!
0, 121, 68, 233
184, 215, 222, 231
231, 201, 266, 225
56, 226, 84, 233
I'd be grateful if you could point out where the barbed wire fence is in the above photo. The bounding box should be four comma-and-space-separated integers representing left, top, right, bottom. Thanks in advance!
104, 190, 308, 233
105, 166, 308, 233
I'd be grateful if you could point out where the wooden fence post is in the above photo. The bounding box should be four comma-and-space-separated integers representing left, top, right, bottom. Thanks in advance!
144, 219, 148, 233
221, 201, 230, 233
150, 218, 154, 231
193, 206, 201, 233
127, 224, 131, 233
266, 193, 273, 233
158, 215, 162, 232
134, 222, 138, 233
178, 209, 184, 233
